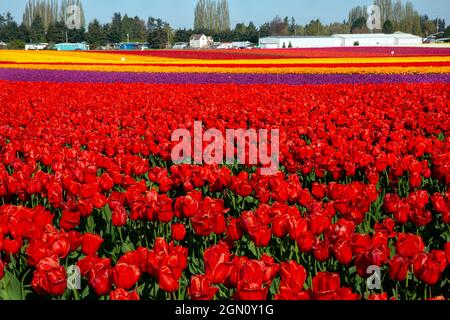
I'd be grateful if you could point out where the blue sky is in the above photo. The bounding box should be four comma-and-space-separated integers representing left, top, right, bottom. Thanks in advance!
0, 0, 449, 28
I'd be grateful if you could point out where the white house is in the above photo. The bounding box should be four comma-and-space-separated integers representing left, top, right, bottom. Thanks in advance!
25, 43, 48, 50
258, 32, 423, 49
190, 34, 213, 48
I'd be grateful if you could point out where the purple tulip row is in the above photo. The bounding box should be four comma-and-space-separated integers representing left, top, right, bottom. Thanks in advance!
1, 68, 450, 85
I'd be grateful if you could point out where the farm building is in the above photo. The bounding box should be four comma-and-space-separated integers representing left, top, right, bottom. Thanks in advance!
259, 32, 423, 48
333, 32, 423, 46
190, 34, 214, 48
54, 43, 89, 51
118, 42, 149, 50
25, 43, 48, 50
0, 41, 7, 49
259, 36, 339, 48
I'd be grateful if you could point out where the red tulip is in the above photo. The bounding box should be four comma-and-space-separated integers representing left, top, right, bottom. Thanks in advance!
388, 255, 410, 281
158, 265, 180, 293
234, 260, 268, 300
60, 210, 80, 231
110, 288, 140, 300
396, 233, 424, 258
31, 255, 67, 296
171, 223, 186, 241
412, 251, 447, 286
113, 263, 141, 290
312, 272, 341, 300
0, 259, 6, 280
112, 206, 128, 227
204, 243, 233, 284
279, 261, 307, 291
332, 239, 353, 265
81, 233, 104, 256
188, 275, 218, 300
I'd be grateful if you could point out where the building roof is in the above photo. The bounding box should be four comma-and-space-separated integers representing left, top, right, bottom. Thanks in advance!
55, 43, 88, 46
260, 32, 421, 41
260, 36, 333, 39
332, 32, 421, 39
119, 42, 149, 45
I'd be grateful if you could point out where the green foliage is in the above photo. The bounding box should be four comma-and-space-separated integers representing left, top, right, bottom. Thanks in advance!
147, 17, 172, 49
108, 12, 122, 43
85, 19, 105, 48
383, 19, 394, 34
349, 0, 425, 36
444, 26, 450, 38
46, 21, 66, 43
350, 17, 368, 34
7, 39, 25, 49
0, 13, 21, 42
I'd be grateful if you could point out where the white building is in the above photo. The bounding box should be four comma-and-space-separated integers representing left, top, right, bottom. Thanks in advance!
259, 32, 423, 49
259, 36, 339, 48
25, 43, 48, 50
190, 34, 213, 48
333, 32, 423, 46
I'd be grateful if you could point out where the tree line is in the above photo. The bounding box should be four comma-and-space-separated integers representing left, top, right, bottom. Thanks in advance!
194, 0, 230, 32
348, 0, 445, 36
0, 0, 448, 50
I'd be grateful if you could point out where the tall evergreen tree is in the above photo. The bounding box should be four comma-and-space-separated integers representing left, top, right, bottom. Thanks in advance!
382, 19, 394, 33
86, 19, 106, 48
147, 17, 171, 48
29, 15, 45, 42
46, 21, 66, 42
23, 0, 59, 30
0, 12, 20, 42
108, 12, 123, 43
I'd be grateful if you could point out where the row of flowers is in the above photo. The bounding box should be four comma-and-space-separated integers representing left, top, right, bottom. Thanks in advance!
1, 63, 450, 74
100, 47, 450, 60
1, 69, 450, 84
2, 51, 450, 74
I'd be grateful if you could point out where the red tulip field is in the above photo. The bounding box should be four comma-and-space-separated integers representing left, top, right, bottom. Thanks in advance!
0, 49, 449, 300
